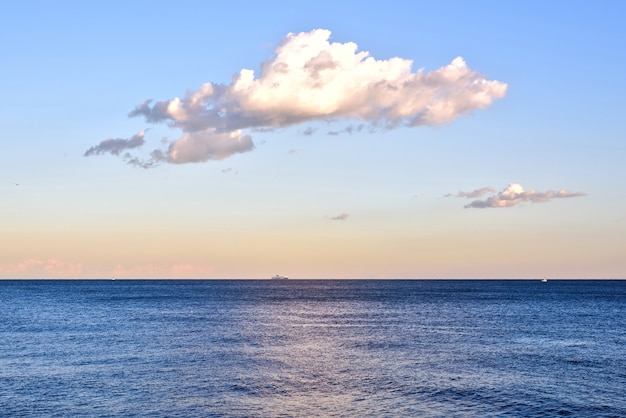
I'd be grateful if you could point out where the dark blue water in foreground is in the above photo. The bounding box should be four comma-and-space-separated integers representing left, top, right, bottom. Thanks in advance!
1, 280, 625, 417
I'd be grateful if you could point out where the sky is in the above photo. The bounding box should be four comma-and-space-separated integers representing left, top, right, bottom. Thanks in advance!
1, 0, 625, 279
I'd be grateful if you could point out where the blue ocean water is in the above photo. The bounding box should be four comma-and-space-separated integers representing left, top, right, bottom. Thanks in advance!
0, 280, 624, 417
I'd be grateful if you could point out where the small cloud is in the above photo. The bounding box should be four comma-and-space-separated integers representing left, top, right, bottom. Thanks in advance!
84, 130, 147, 157
164, 130, 254, 164
459, 183, 586, 209
86, 29, 507, 166
457, 187, 495, 198
302, 126, 316, 136
325, 124, 365, 136
329, 213, 350, 221
124, 153, 160, 169
344, 124, 364, 135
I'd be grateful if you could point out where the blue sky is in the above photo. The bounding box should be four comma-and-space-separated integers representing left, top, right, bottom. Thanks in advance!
1, 1, 625, 278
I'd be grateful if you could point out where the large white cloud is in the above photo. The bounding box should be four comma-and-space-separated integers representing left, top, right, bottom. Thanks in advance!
86, 29, 508, 166
460, 183, 586, 209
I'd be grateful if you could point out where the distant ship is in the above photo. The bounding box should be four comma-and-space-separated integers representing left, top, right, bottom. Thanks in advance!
271, 274, 288, 280
541, 276, 548, 283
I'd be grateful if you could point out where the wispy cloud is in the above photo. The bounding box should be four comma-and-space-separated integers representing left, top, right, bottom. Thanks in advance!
85, 29, 507, 166
327, 124, 366, 136
301, 126, 317, 136
456, 187, 495, 198
84, 130, 147, 157
458, 183, 586, 209
329, 213, 350, 221
0, 258, 84, 278
0, 259, 218, 279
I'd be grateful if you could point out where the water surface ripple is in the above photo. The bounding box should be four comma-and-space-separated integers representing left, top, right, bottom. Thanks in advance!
1, 280, 624, 417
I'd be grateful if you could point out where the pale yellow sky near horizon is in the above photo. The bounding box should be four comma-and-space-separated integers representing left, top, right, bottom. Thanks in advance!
2, 196, 623, 279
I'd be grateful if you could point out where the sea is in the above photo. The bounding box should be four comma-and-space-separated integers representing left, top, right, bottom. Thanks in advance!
0, 280, 624, 417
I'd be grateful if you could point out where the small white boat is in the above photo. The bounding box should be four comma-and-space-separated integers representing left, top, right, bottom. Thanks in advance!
271, 274, 288, 280
541, 276, 548, 283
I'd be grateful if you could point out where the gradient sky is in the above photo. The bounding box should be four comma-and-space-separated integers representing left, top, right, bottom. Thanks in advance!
2, 1, 625, 279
